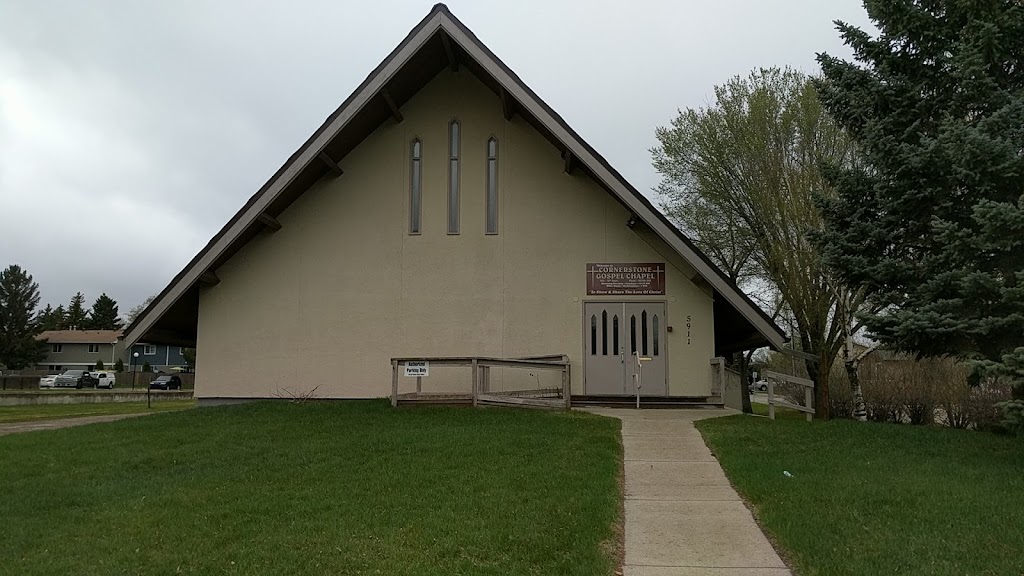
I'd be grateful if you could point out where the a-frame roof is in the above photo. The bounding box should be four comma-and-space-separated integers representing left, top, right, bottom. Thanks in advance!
124, 4, 787, 354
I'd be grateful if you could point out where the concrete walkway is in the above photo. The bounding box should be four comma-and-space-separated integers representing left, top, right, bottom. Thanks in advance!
0, 413, 149, 436
585, 408, 790, 576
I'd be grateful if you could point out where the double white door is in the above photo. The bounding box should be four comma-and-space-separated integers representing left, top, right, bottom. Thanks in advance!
583, 302, 667, 395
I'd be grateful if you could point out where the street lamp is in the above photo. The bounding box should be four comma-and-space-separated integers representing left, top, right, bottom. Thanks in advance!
132, 351, 140, 390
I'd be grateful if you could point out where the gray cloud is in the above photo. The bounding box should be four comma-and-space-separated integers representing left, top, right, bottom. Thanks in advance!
0, 0, 872, 313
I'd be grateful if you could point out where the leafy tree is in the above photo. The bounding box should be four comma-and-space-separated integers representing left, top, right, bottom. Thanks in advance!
114, 358, 124, 373
0, 265, 49, 370
653, 67, 863, 419
87, 293, 122, 330
65, 292, 88, 330
125, 295, 156, 325
816, 1, 1024, 401
182, 347, 196, 369
95, 359, 105, 370
142, 361, 152, 373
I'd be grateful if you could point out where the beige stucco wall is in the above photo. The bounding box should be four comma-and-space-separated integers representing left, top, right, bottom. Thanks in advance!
195, 69, 716, 399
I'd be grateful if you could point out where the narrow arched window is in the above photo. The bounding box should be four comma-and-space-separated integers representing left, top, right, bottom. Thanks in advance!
652, 315, 659, 356
590, 315, 597, 355
613, 315, 619, 354
409, 138, 422, 234
486, 137, 498, 234
630, 315, 637, 355
601, 310, 608, 356
641, 311, 649, 356
447, 120, 461, 234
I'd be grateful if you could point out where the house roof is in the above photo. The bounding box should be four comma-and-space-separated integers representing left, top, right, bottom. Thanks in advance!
124, 4, 788, 354
37, 330, 122, 344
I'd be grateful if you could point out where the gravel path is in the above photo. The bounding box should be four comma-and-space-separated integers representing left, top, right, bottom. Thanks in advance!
0, 413, 150, 436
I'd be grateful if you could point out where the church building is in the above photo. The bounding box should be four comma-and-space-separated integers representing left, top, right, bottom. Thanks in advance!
125, 4, 786, 405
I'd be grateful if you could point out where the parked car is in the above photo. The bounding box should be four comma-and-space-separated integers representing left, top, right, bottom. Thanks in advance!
53, 369, 99, 389
39, 375, 57, 388
149, 375, 183, 391
90, 371, 116, 389
748, 379, 769, 392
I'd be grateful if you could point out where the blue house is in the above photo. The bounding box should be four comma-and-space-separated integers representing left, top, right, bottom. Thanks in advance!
127, 343, 189, 372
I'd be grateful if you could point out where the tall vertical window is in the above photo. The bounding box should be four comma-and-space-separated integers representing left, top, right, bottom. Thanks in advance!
630, 316, 637, 355
485, 137, 498, 234
641, 311, 649, 356
653, 315, 660, 356
447, 120, 461, 234
613, 315, 619, 354
590, 315, 597, 355
601, 310, 608, 356
409, 138, 422, 234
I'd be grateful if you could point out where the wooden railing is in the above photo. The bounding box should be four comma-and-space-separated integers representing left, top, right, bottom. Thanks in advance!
390, 355, 571, 410
763, 370, 815, 422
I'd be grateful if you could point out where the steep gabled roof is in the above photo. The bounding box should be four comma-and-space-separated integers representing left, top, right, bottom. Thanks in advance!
125, 3, 787, 353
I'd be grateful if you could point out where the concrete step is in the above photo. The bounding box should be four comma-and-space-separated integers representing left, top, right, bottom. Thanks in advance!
572, 395, 724, 409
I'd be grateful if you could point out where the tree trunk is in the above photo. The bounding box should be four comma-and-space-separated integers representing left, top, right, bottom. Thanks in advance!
845, 359, 868, 421
735, 352, 752, 414
798, 331, 830, 420
811, 354, 831, 420
815, 356, 831, 420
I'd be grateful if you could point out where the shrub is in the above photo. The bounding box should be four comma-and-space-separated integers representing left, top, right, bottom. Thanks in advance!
142, 361, 152, 373
998, 399, 1024, 436
95, 359, 105, 370
114, 358, 124, 373
827, 361, 854, 419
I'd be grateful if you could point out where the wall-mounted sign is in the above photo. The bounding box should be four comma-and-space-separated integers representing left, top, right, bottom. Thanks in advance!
404, 361, 429, 377
586, 263, 666, 296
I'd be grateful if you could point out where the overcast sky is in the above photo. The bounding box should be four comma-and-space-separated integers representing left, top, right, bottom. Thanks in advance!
0, 0, 873, 314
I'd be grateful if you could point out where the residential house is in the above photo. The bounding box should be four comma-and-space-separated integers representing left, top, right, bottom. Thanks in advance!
36, 330, 189, 373
127, 342, 189, 373
36, 330, 122, 373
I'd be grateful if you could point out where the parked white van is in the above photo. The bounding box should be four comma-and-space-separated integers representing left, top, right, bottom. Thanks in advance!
90, 372, 116, 389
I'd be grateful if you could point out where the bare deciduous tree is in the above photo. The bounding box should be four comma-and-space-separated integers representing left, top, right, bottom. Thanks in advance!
652, 67, 864, 419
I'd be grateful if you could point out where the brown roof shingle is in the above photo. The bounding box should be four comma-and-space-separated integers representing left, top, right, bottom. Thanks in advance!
36, 330, 122, 344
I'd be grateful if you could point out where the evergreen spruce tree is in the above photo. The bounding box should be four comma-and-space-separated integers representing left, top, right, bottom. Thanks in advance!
36, 304, 58, 331
87, 293, 122, 330
114, 358, 124, 372
65, 292, 88, 330
815, 1, 1024, 400
52, 305, 66, 330
0, 265, 49, 369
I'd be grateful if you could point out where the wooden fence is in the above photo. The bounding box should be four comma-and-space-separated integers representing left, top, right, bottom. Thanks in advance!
764, 370, 815, 422
391, 355, 571, 410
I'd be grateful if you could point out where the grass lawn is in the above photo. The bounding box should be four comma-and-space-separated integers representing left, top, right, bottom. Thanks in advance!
0, 401, 622, 575
697, 413, 1024, 576
0, 400, 196, 424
